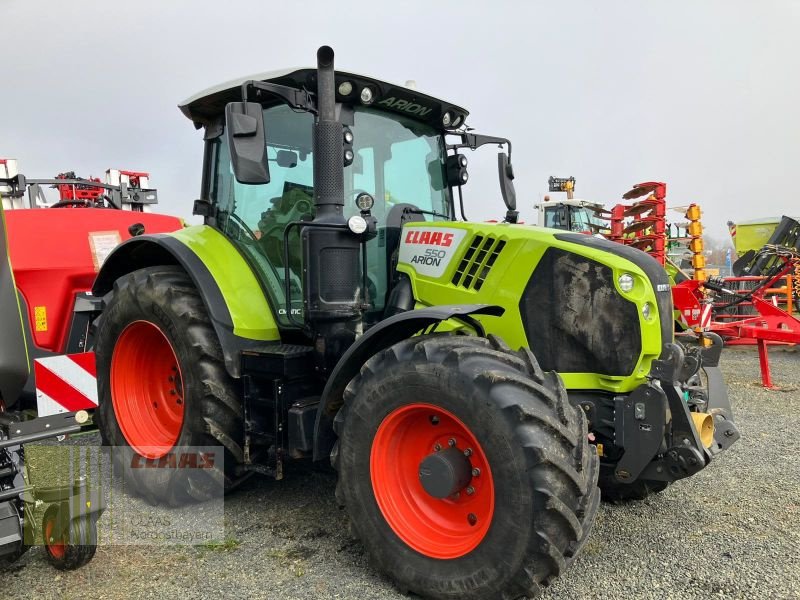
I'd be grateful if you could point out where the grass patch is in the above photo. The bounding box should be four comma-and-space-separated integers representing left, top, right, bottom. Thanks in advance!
200, 538, 241, 552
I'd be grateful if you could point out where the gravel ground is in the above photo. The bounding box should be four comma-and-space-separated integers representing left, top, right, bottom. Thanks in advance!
1, 347, 798, 600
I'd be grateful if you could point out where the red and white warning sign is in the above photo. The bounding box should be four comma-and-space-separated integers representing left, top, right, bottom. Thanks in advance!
700, 304, 712, 329
34, 352, 98, 416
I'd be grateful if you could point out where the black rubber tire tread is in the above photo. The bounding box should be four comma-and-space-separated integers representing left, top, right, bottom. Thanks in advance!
42, 504, 97, 571
334, 334, 600, 600
95, 266, 242, 506
597, 467, 670, 502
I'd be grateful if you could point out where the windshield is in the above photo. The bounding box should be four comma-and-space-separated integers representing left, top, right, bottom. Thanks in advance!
209, 104, 450, 327
570, 207, 593, 232
544, 205, 603, 232
350, 107, 450, 220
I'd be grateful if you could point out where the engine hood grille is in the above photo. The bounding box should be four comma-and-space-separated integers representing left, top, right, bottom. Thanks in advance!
451, 235, 506, 291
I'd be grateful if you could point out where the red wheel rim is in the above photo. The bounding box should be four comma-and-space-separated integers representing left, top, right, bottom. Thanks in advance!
44, 517, 65, 560
111, 321, 185, 459
370, 403, 494, 559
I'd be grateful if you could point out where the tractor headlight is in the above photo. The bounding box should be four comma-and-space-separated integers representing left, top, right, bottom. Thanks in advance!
338, 81, 353, 96
442, 111, 452, 127
618, 273, 634, 293
642, 302, 653, 321
355, 192, 375, 212
348, 215, 368, 234
360, 87, 375, 104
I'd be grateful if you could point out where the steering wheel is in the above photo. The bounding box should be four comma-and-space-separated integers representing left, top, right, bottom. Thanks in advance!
225, 212, 259, 243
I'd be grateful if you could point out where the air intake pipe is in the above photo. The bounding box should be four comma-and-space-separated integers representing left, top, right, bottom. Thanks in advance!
304, 46, 362, 366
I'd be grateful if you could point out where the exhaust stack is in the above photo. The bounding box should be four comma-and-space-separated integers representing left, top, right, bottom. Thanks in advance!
304, 46, 361, 366
313, 45, 345, 220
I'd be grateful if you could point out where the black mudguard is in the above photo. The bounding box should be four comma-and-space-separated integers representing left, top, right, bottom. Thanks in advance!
0, 205, 29, 408
311, 304, 504, 462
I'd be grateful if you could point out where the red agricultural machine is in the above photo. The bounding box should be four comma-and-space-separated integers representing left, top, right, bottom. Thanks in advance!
0, 162, 183, 413
0, 162, 183, 568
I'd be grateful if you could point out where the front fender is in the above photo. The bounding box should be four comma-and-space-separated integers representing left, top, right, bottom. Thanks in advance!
92, 226, 279, 378
312, 304, 504, 461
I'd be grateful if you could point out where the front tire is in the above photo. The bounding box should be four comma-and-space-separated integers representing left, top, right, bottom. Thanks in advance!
335, 335, 600, 600
95, 266, 243, 505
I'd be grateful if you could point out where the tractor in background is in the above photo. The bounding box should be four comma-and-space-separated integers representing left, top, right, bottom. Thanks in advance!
75, 46, 740, 599
725, 215, 799, 315
534, 176, 606, 234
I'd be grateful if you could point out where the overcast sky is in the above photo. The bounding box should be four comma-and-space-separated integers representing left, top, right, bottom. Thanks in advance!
2, 0, 798, 238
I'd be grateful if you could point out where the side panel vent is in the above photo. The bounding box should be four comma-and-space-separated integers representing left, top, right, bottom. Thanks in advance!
451, 236, 506, 290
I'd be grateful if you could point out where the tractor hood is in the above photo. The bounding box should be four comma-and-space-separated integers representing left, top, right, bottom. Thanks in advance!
395, 221, 672, 394
179, 67, 469, 131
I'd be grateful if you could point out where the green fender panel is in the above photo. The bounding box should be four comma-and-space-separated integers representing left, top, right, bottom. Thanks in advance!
93, 225, 279, 378
169, 226, 279, 340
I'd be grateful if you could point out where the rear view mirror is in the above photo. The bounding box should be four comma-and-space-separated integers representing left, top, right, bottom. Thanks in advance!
557, 206, 569, 227
427, 158, 445, 191
498, 152, 518, 223
225, 102, 270, 184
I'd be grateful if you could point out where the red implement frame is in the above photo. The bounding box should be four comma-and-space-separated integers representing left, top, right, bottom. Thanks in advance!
54, 172, 105, 202
712, 274, 796, 320
709, 277, 800, 388
675, 254, 800, 388
605, 181, 668, 265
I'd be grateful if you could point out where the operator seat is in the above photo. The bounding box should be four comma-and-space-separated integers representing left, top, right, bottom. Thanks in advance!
257, 186, 314, 273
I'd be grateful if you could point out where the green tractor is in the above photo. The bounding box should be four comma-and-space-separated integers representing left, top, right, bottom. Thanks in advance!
91, 47, 739, 599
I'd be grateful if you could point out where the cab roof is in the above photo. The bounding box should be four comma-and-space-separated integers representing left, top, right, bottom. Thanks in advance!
179, 67, 469, 130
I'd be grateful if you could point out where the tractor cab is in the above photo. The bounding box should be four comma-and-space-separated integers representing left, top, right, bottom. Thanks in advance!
535, 176, 606, 234
536, 197, 606, 233
180, 62, 515, 330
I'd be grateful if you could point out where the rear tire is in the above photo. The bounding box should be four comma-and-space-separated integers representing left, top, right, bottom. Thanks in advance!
334, 335, 600, 600
598, 468, 670, 502
95, 266, 243, 506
